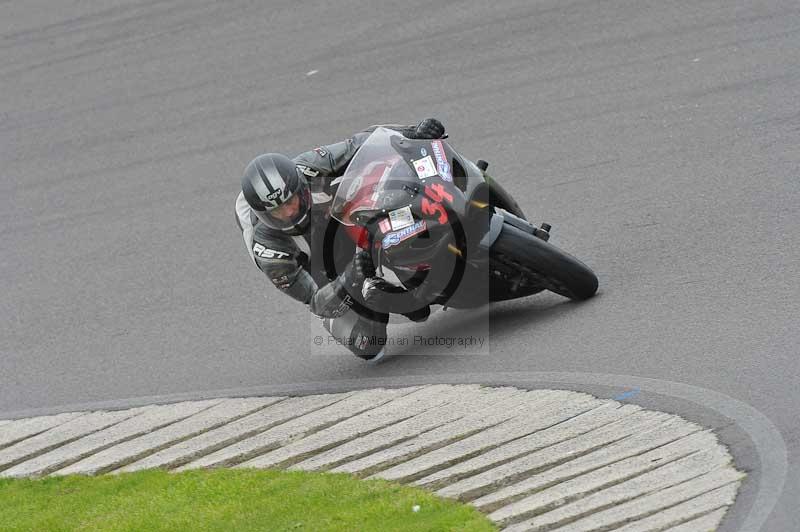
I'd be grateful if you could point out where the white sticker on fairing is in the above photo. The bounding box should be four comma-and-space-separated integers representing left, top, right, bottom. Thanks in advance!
388, 205, 414, 230
412, 155, 437, 179
382, 220, 427, 249
431, 140, 452, 182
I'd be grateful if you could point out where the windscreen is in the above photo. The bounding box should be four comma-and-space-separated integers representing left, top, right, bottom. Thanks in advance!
330, 127, 417, 226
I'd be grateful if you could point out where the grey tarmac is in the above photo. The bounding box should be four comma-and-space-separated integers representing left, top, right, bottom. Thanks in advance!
2, 0, 798, 530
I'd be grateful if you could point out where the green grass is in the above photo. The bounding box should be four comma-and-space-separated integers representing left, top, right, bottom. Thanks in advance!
0, 469, 496, 532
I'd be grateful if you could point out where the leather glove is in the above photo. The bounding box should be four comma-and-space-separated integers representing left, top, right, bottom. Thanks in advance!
310, 250, 376, 319
343, 249, 375, 289
353, 249, 376, 280
413, 118, 446, 139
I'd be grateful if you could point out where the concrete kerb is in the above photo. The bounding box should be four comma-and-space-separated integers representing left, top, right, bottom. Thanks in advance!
0, 382, 749, 531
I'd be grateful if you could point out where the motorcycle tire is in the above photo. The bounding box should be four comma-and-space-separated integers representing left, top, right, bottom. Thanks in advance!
490, 223, 598, 301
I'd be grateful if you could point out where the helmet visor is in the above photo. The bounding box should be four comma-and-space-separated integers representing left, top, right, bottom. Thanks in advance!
256, 186, 312, 230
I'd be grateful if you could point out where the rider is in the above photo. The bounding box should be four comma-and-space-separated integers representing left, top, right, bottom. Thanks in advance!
235, 119, 446, 361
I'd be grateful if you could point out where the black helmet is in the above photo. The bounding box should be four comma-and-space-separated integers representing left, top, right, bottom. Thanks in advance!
241, 153, 312, 235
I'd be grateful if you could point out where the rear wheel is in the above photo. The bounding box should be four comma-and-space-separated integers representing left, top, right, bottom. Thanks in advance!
490, 223, 598, 300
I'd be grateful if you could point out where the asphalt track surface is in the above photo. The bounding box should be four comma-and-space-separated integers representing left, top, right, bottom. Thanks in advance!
0, 1, 797, 530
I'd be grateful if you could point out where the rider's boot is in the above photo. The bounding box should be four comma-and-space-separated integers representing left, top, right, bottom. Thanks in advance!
401, 305, 430, 323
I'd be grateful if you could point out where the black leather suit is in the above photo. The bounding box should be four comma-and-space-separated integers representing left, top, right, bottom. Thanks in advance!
235, 124, 423, 358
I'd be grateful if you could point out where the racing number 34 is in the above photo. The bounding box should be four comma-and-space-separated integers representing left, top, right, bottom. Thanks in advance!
421, 183, 453, 224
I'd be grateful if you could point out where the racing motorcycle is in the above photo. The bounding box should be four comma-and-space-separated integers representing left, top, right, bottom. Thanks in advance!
328, 127, 598, 314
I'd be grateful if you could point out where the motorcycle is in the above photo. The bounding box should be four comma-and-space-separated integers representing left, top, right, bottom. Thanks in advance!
327, 127, 598, 315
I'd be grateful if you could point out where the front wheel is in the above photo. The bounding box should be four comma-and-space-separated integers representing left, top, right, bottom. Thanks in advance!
489, 223, 598, 301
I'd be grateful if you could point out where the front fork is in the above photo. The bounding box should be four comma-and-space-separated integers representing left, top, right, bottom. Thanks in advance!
473, 209, 551, 257
494, 208, 551, 241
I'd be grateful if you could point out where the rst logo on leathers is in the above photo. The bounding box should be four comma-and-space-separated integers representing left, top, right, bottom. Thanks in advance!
253, 243, 291, 259
331, 295, 353, 318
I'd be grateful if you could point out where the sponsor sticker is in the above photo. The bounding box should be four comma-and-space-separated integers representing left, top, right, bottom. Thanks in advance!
431, 140, 452, 182
378, 218, 392, 233
313, 146, 328, 157
420, 147, 428, 157
382, 220, 427, 249
389, 205, 414, 230
412, 155, 437, 179
265, 188, 282, 201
